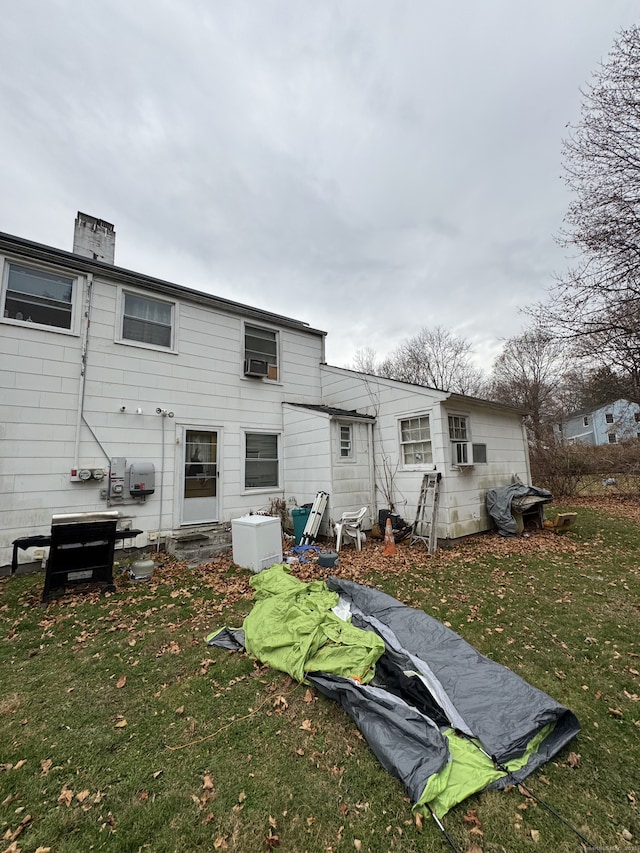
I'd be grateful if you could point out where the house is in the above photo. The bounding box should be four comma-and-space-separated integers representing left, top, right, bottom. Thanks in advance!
555, 399, 640, 446
1, 214, 532, 571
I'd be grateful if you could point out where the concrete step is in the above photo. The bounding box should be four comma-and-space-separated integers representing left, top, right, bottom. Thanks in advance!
166, 524, 231, 565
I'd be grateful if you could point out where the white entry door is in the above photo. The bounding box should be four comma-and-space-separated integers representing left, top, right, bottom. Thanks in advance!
182, 429, 218, 524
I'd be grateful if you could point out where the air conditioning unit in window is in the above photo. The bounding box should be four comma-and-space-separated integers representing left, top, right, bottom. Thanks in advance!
244, 358, 269, 378
452, 442, 474, 467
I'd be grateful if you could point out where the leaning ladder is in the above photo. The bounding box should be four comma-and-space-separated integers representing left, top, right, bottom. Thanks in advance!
410, 473, 441, 552
301, 491, 330, 545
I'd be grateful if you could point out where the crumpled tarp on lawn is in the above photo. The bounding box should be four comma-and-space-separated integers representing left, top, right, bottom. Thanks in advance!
208, 565, 580, 819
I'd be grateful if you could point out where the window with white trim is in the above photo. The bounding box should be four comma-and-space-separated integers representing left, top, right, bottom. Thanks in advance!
583, 416, 589, 427
245, 324, 278, 380
339, 424, 353, 459
400, 415, 432, 465
605, 412, 614, 424
608, 432, 617, 444
2, 261, 76, 330
121, 291, 174, 348
448, 415, 472, 466
245, 433, 279, 488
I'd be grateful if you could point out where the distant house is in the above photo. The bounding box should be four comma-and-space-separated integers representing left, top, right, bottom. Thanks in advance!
555, 399, 640, 445
1, 214, 532, 570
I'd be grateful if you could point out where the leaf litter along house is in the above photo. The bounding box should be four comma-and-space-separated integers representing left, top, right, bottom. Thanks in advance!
0, 213, 532, 572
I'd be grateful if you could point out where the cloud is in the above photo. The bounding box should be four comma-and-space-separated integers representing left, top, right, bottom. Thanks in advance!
0, 0, 637, 370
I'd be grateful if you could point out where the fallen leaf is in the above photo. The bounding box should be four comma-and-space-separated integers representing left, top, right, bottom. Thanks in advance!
213, 835, 228, 849
116, 675, 126, 689
531, 828, 540, 842
269, 815, 277, 828
13, 760, 26, 770
35, 848, 52, 852
203, 774, 215, 791
114, 719, 128, 728
465, 846, 483, 853
75, 790, 90, 803
40, 758, 52, 776
414, 811, 423, 831
353, 841, 362, 851
303, 689, 314, 703
567, 752, 581, 768
58, 786, 73, 807
621, 828, 633, 842
607, 707, 623, 718
175, 706, 185, 716
8, 814, 31, 841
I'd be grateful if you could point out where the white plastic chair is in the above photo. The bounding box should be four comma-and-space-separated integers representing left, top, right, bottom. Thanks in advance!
334, 507, 368, 551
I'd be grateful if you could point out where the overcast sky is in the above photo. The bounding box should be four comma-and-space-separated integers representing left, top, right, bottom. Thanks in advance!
1, 1, 638, 372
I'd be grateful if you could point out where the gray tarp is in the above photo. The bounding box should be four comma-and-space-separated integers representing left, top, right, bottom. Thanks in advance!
486, 483, 553, 536
209, 574, 580, 812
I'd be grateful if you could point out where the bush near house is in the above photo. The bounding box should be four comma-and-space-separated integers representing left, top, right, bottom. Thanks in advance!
0, 500, 638, 852
530, 439, 640, 497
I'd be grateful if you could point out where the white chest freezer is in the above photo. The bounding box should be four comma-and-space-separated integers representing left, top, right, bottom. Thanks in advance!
231, 515, 283, 573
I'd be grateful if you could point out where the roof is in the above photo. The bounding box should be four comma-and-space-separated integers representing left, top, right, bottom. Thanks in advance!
0, 231, 327, 338
283, 402, 376, 421
320, 365, 529, 416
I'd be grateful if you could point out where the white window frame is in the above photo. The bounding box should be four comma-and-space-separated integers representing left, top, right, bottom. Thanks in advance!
115, 286, 178, 352
605, 412, 614, 424
243, 430, 281, 491
399, 414, 433, 468
583, 416, 589, 427
608, 432, 617, 444
0, 256, 82, 336
448, 414, 473, 467
243, 322, 279, 381
337, 422, 354, 462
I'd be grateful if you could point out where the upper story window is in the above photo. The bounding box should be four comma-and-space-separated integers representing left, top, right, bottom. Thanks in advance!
583, 416, 589, 427
605, 412, 614, 424
2, 262, 75, 330
339, 424, 353, 459
400, 415, 432, 465
634, 412, 640, 423
122, 292, 173, 348
244, 324, 278, 380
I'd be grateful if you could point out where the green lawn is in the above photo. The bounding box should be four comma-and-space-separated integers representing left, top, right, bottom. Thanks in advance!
1, 503, 638, 852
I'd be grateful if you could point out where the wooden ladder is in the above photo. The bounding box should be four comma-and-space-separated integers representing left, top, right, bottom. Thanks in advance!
410, 473, 441, 552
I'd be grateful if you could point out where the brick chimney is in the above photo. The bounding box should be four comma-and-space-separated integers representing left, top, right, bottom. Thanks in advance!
73, 212, 116, 264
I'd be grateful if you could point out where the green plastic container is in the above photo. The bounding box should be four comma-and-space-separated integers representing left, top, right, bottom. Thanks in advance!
292, 506, 312, 545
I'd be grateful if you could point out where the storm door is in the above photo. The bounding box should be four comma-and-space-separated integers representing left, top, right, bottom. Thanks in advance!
182, 429, 218, 524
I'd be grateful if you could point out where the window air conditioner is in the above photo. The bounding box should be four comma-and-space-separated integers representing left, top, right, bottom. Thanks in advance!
244, 358, 269, 377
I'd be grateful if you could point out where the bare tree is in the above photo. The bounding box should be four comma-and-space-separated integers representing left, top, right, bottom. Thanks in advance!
378, 326, 486, 395
536, 24, 640, 401
487, 327, 565, 443
350, 346, 379, 374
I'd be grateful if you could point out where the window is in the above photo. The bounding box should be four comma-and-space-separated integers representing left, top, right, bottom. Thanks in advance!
2, 262, 75, 330
472, 443, 487, 464
634, 413, 640, 423
583, 416, 589, 427
605, 413, 614, 424
608, 432, 617, 444
400, 416, 432, 465
449, 415, 472, 466
121, 292, 173, 347
245, 324, 278, 380
245, 433, 279, 488
339, 424, 352, 458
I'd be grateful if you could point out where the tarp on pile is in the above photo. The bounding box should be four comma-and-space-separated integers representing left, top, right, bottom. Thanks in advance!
208, 566, 580, 819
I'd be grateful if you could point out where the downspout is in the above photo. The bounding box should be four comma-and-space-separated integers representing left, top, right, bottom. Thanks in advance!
157, 413, 166, 551
72, 274, 94, 472
522, 416, 532, 483
367, 420, 376, 525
